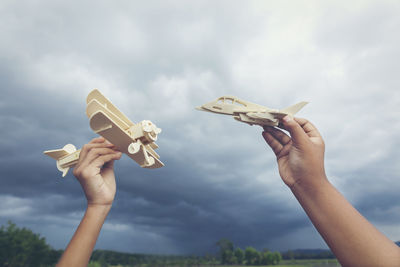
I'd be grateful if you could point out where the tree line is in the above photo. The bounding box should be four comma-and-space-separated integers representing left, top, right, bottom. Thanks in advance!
1, 221, 339, 267
0, 221, 213, 267
0, 221, 62, 267
216, 238, 282, 265
90, 250, 212, 266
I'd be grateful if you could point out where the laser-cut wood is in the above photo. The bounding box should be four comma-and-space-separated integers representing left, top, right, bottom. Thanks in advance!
196, 95, 308, 127
44, 89, 164, 177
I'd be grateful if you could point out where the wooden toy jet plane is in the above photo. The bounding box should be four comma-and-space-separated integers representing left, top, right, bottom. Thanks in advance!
44, 89, 164, 177
196, 95, 308, 127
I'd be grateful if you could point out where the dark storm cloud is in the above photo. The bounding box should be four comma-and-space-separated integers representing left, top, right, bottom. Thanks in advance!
1, 0, 400, 255
107, 157, 308, 254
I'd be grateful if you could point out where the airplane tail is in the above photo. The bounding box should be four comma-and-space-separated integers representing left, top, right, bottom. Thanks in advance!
44, 144, 76, 160
280, 101, 308, 116
44, 144, 79, 177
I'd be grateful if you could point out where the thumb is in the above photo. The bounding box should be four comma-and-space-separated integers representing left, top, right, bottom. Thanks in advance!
280, 115, 309, 147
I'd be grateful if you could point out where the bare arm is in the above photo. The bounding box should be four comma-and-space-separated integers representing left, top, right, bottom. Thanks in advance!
262, 116, 400, 267
56, 137, 122, 267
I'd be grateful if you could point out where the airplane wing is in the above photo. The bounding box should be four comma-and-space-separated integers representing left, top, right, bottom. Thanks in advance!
243, 112, 279, 126
87, 99, 131, 130
87, 89, 135, 128
268, 111, 287, 119
89, 110, 164, 169
246, 112, 276, 120
250, 101, 309, 120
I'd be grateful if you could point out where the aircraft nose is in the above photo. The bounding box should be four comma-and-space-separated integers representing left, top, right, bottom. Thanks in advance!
195, 106, 205, 111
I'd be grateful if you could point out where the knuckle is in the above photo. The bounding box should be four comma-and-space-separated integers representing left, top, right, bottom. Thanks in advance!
81, 169, 91, 179
82, 144, 90, 152
90, 137, 101, 144
73, 167, 81, 177
102, 154, 112, 161
87, 149, 97, 157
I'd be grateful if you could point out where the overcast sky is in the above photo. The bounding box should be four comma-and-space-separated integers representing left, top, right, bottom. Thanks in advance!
1, 0, 400, 255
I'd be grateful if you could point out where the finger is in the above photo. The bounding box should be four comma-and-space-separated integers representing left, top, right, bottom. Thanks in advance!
264, 126, 291, 146
79, 147, 119, 170
101, 139, 119, 150
279, 115, 309, 147
262, 131, 283, 157
92, 152, 122, 170
79, 142, 115, 164
102, 159, 119, 184
277, 140, 292, 159
90, 137, 106, 143
294, 117, 322, 138
86, 148, 121, 166
103, 159, 115, 170
102, 153, 122, 170
74, 150, 120, 179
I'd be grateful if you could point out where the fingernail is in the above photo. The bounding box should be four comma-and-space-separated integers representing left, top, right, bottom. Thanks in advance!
283, 115, 293, 123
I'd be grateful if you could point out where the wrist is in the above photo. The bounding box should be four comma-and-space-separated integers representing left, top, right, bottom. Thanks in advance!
86, 203, 112, 215
290, 174, 330, 197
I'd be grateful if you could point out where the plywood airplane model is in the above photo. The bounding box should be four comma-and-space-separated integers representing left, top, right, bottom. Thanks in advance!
44, 89, 164, 177
196, 95, 308, 127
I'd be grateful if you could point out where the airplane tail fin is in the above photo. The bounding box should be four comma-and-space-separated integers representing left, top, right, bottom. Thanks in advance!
280, 101, 308, 116
44, 144, 79, 177
44, 144, 76, 160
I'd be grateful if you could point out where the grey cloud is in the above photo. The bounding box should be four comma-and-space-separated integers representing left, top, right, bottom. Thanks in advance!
1, 0, 400, 255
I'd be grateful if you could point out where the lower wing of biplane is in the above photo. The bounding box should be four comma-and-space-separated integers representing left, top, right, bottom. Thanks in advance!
44, 89, 164, 177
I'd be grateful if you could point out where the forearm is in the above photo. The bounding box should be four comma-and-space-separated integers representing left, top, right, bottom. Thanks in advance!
292, 177, 400, 267
56, 204, 111, 267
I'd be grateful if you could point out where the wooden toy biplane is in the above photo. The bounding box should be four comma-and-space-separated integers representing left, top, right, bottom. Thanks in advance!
44, 89, 164, 177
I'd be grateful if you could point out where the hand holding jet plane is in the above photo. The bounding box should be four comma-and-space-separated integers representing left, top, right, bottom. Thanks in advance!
196, 95, 308, 127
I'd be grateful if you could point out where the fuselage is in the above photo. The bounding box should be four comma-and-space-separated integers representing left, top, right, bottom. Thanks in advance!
196, 95, 279, 126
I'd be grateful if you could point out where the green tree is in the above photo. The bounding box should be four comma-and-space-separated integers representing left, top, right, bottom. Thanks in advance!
272, 251, 282, 265
260, 251, 274, 265
88, 261, 101, 267
209, 255, 218, 266
222, 249, 237, 264
234, 247, 245, 264
217, 238, 234, 264
98, 256, 108, 267
216, 238, 234, 253
245, 246, 260, 265
0, 221, 53, 267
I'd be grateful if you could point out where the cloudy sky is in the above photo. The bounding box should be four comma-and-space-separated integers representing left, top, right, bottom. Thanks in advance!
1, 0, 400, 255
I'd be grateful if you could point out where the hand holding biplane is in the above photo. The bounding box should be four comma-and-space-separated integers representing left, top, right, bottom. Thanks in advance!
44, 89, 164, 177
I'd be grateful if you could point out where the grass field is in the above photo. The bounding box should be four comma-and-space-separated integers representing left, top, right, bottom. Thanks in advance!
194, 259, 340, 267
106, 259, 341, 267
278, 259, 340, 266
199, 259, 340, 267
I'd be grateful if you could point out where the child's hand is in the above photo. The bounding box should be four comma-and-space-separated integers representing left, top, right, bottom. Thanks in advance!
262, 116, 326, 189
73, 137, 122, 207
